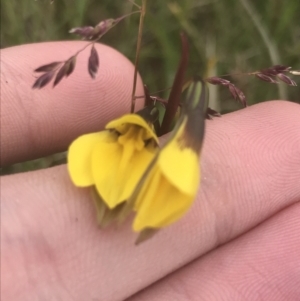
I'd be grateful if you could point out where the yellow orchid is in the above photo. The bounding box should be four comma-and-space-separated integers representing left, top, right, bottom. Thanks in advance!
68, 108, 159, 210
67, 78, 207, 243
132, 116, 200, 231
120, 79, 207, 239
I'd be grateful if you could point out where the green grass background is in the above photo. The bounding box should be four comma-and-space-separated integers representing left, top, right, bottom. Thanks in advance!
1, 0, 299, 174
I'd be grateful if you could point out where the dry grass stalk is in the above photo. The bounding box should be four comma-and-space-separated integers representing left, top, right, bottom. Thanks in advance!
32, 10, 140, 89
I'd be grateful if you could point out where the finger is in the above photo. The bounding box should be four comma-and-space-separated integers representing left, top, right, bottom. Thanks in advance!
2, 101, 300, 301
0, 42, 144, 166
127, 202, 300, 301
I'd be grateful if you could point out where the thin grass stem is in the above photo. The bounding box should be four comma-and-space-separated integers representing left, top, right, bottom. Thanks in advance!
131, 0, 147, 113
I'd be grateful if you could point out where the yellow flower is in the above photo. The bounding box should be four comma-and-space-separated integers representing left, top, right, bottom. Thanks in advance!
67, 78, 207, 243
123, 78, 207, 236
132, 116, 200, 231
68, 112, 159, 209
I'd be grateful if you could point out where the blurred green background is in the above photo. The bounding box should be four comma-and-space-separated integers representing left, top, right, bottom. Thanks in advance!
1, 0, 299, 174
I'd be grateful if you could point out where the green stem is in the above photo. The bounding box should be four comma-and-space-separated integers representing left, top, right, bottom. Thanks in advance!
130, 0, 146, 113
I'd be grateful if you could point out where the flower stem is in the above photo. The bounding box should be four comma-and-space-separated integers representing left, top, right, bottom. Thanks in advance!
159, 33, 189, 136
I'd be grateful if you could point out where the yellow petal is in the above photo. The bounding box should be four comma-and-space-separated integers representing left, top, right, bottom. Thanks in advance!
92, 141, 156, 209
133, 165, 195, 231
159, 142, 200, 196
67, 131, 111, 186
106, 114, 158, 142
159, 117, 200, 196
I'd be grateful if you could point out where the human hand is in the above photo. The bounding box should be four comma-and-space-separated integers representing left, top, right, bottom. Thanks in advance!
1, 42, 300, 301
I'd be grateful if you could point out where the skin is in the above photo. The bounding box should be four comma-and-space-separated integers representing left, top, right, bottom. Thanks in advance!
1, 42, 300, 301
